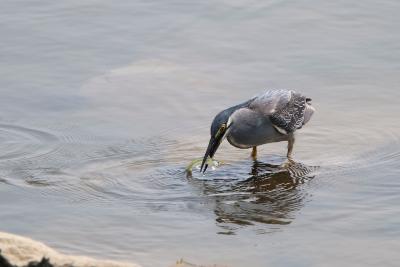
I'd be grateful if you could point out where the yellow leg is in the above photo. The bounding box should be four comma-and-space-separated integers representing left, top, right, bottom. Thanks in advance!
287, 134, 295, 159
251, 146, 257, 160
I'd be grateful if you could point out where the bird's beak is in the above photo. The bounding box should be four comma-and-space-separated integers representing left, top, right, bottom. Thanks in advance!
200, 135, 223, 173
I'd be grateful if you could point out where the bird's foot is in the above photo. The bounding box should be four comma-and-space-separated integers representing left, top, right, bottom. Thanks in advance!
281, 156, 295, 169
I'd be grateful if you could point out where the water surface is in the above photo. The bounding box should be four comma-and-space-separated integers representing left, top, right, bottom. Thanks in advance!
1, 1, 400, 266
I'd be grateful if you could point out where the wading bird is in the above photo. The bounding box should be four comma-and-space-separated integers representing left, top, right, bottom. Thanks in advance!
200, 89, 315, 173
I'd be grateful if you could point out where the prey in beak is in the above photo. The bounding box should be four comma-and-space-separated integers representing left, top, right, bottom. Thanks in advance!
200, 122, 231, 173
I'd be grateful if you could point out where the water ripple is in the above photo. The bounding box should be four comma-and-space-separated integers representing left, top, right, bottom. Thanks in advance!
0, 124, 59, 162
1, 120, 398, 235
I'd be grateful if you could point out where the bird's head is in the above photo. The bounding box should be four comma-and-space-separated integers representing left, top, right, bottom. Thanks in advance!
200, 110, 233, 173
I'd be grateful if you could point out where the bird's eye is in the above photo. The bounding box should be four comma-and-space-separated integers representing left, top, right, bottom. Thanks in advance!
215, 123, 227, 138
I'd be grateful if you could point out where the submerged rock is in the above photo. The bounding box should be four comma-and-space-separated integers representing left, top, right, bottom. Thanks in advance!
0, 251, 54, 267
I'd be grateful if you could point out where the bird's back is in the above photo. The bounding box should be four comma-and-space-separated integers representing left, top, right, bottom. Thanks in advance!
249, 89, 315, 134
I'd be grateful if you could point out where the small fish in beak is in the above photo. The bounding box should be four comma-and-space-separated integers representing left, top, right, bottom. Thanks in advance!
200, 122, 231, 173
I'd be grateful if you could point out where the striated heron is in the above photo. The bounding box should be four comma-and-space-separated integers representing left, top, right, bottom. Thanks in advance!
200, 89, 315, 173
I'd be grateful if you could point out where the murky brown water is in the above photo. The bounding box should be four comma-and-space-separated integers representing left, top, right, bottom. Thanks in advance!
1, 1, 400, 266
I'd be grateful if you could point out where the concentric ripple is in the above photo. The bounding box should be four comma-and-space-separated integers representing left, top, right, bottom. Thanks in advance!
302, 123, 400, 180
1, 120, 398, 235
0, 123, 171, 199
0, 124, 59, 162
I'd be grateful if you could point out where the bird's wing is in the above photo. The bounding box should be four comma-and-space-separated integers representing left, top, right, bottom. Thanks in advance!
248, 89, 307, 134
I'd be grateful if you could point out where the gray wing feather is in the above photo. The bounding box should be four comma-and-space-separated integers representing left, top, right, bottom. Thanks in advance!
248, 89, 292, 115
249, 89, 310, 134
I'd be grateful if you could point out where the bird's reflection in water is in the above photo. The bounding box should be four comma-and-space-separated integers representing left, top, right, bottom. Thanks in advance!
195, 159, 316, 234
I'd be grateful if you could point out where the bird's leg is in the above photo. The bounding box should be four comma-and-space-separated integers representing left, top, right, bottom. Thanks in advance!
287, 134, 295, 159
251, 146, 257, 160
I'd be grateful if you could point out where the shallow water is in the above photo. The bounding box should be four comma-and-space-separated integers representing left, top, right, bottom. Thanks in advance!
1, 1, 400, 266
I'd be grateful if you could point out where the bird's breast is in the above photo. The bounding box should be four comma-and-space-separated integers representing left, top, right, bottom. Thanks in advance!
226, 112, 288, 149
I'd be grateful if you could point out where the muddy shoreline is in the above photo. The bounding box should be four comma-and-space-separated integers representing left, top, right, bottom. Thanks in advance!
0, 232, 226, 267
